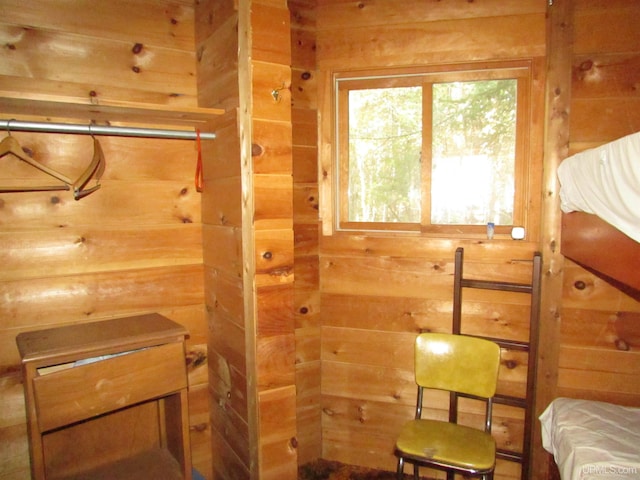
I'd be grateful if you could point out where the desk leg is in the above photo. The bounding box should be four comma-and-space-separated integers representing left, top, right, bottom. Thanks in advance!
22, 364, 46, 479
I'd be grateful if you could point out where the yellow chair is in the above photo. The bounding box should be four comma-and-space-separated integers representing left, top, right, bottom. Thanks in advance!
395, 333, 501, 480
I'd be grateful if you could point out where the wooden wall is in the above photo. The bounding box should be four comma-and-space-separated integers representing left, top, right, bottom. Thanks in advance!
557, 0, 640, 404
195, 2, 248, 478
196, 1, 298, 479
290, 0, 322, 466
2, 2, 639, 480
313, 2, 547, 479
0, 1, 212, 478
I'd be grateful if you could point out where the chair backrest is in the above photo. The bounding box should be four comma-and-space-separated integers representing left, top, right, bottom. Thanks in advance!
415, 333, 500, 399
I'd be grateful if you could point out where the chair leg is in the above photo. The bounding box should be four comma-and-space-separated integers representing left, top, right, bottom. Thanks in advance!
413, 464, 419, 480
397, 457, 404, 480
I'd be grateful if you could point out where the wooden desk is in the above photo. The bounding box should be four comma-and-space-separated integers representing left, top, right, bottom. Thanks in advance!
16, 314, 192, 480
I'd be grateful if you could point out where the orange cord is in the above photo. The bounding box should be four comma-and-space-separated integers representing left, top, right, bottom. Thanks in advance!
195, 129, 203, 192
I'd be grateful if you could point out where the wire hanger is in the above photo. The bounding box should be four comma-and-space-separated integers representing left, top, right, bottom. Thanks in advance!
73, 125, 106, 200
0, 120, 73, 192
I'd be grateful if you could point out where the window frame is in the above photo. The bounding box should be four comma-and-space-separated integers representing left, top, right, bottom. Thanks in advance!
331, 60, 536, 239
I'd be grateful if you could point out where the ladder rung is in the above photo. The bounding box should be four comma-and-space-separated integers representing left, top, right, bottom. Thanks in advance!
461, 278, 533, 294
470, 335, 530, 352
494, 394, 527, 409
497, 449, 524, 463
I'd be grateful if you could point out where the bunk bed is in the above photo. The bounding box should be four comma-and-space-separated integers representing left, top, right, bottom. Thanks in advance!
558, 131, 640, 292
541, 132, 640, 479
540, 398, 640, 480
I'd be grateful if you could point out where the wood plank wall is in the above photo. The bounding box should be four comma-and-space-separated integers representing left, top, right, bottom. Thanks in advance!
196, 1, 298, 479
529, 2, 571, 477
0, 1, 211, 479
195, 2, 250, 478
2, 3, 638, 480
290, 0, 322, 466
557, 0, 640, 405
250, 1, 298, 479
314, 1, 547, 479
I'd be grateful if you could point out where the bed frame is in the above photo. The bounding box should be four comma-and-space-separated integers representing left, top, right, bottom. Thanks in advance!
561, 212, 640, 293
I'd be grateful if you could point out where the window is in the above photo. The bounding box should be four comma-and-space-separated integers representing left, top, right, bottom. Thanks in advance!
333, 62, 534, 237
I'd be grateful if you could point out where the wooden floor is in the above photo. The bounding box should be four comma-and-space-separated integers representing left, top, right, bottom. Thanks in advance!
298, 459, 431, 480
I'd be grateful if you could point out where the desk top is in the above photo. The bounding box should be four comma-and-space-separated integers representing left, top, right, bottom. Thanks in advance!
16, 313, 188, 366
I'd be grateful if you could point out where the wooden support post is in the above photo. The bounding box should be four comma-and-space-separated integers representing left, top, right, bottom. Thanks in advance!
532, 0, 573, 479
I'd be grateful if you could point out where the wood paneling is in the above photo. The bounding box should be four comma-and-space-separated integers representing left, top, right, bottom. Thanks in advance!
0, 1, 211, 478
290, 0, 321, 465
1, 0, 196, 50
3, 2, 638, 480
251, 2, 297, 477
316, 10, 546, 69
0, 0, 198, 108
198, 0, 297, 477
555, 0, 640, 414
318, 243, 542, 479
314, 2, 546, 479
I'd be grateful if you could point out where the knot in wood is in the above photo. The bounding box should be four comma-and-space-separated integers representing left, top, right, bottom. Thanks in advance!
615, 339, 630, 351
186, 350, 207, 368
504, 359, 518, 370
192, 423, 207, 432
252, 143, 264, 156
574, 280, 587, 290
579, 59, 594, 71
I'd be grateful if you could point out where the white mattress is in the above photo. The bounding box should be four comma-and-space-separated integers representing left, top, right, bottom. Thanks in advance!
557, 131, 640, 243
540, 398, 640, 480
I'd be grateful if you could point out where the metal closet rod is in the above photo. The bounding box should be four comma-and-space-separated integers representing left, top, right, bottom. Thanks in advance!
0, 119, 216, 140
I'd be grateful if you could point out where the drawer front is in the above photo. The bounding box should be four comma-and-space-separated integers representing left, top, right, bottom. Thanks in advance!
33, 342, 187, 432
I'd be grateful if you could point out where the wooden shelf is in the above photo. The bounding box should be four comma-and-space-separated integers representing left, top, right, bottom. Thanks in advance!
55, 448, 184, 480
0, 92, 223, 128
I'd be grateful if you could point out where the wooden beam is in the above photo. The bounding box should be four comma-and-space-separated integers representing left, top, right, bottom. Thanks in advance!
237, 1, 260, 479
532, 1, 573, 479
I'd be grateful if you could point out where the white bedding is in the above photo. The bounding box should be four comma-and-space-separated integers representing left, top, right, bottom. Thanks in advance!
557, 131, 640, 243
540, 398, 640, 480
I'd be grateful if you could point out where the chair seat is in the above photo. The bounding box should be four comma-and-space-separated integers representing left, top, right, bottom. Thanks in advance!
395, 419, 496, 473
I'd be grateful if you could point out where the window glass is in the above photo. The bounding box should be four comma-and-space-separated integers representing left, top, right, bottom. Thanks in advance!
348, 87, 422, 223
431, 79, 517, 225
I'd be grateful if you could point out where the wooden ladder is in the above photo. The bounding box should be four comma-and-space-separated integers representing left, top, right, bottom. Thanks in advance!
451, 247, 542, 480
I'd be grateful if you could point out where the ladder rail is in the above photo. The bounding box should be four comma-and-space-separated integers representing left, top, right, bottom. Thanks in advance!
451, 247, 542, 480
